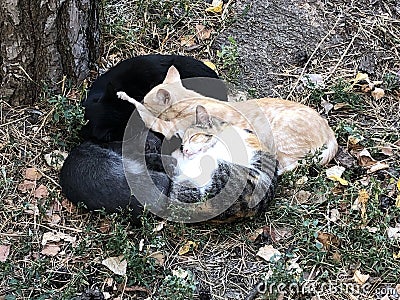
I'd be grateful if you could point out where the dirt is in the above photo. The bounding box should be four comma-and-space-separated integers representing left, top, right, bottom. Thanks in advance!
216, 0, 400, 98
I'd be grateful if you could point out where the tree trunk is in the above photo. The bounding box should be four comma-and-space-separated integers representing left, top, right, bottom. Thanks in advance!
0, 0, 101, 106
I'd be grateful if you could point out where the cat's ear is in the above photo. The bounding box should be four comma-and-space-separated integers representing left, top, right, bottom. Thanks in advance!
195, 105, 212, 127
156, 89, 171, 105
163, 66, 182, 84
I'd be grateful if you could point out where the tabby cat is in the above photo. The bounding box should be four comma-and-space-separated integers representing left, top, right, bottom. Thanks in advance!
122, 104, 277, 223
120, 66, 338, 174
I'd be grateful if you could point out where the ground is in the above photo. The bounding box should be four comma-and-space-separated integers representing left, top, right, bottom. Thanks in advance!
1, 0, 400, 299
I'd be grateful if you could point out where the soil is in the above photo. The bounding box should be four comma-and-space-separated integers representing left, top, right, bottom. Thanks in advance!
216, 0, 400, 98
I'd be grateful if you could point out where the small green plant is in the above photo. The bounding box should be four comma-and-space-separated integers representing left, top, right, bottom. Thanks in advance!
47, 94, 85, 143
217, 37, 240, 82
158, 268, 196, 300
383, 72, 400, 92
329, 79, 363, 108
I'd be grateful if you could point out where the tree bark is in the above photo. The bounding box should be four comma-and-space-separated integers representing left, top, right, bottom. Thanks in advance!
0, 0, 101, 106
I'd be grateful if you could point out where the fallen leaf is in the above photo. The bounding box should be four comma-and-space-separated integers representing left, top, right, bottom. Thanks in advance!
148, 251, 165, 266
329, 209, 340, 222
302, 74, 324, 88
250, 226, 292, 244
0, 245, 10, 262
41, 231, 76, 246
180, 35, 196, 47
195, 24, 212, 40
332, 251, 341, 262
371, 87, 385, 100
353, 270, 370, 285
357, 149, 377, 167
123, 286, 150, 293
25, 168, 42, 180
205, 0, 223, 13
41, 244, 61, 257
365, 226, 378, 233
333, 102, 350, 110
153, 221, 166, 233
397, 179, 400, 191
34, 184, 48, 199
256, 245, 282, 262
18, 180, 36, 193
353, 72, 369, 85
102, 255, 127, 276
348, 135, 364, 146
387, 224, 400, 240
45, 214, 61, 225
367, 161, 389, 174
320, 100, 333, 114
326, 166, 348, 186
203, 60, 217, 71
396, 195, 400, 208
357, 189, 369, 221
380, 146, 393, 156
294, 190, 312, 204
178, 241, 197, 255
393, 251, 400, 259
296, 176, 308, 185
317, 232, 340, 251
61, 199, 77, 213
44, 150, 68, 170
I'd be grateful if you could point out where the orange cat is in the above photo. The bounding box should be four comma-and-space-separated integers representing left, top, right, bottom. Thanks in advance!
118, 67, 338, 174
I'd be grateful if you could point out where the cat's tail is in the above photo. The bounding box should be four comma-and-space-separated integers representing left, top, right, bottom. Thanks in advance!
59, 141, 170, 224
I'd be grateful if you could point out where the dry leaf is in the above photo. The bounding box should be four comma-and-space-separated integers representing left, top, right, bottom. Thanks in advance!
333, 102, 350, 110
178, 241, 197, 255
321, 100, 333, 114
139, 239, 145, 252
329, 209, 340, 222
256, 245, 282, 262
380, 146, 393, 156
397, 179, 400, 191
41, 244, 61, 257
99, 220, 111, 233
357, 189, 369, 221
205, 0, 223, 13
42, 231, 76, 246
353, 270, 370, 285
396, 195, 400, 208
18, 180, 36, 193
152, 221, 166, 233
294, 190, 311, 204
123, 286, 150, 293
332, 251, 341, 262
148, 251, 165, 266
387, 224, 400, 240
102, 255, 127, 276
203, 60, 217, 71
393, 251, 400, 259
326, 166, 348, 186
367, 161, 389, 173
195, 24, 212, 40
317, 232, 340, 251
61, 199, 77, 213
180, 35, 196, 47
371, 87, 385, 100
45, 214, 61, 225
353, 72, 369, 85
357, 149, 377, 167
0, 245, 10, 262
34, 184, 48, 199
348, 135, 364, 146
25, 168, 42, 180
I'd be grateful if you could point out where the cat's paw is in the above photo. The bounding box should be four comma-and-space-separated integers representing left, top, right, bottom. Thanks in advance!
117, 91, 138, 104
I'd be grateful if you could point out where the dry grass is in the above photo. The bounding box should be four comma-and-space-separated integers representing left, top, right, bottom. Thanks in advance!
1, 0, 400, 300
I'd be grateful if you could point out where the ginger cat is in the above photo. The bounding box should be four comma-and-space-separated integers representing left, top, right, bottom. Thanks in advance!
118, 66, 338, 174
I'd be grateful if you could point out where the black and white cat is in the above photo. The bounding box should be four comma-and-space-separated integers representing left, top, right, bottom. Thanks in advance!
60, 55, 228, 221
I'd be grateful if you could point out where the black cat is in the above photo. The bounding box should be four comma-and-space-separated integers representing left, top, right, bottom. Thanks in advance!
81, 54, 227, 142
60, 55, 228, 220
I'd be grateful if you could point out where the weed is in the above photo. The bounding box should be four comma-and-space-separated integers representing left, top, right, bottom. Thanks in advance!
329, 79, 363, 108
217, 37, 240, 83
158, 268, 196, 300
383, 72, 400, 92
